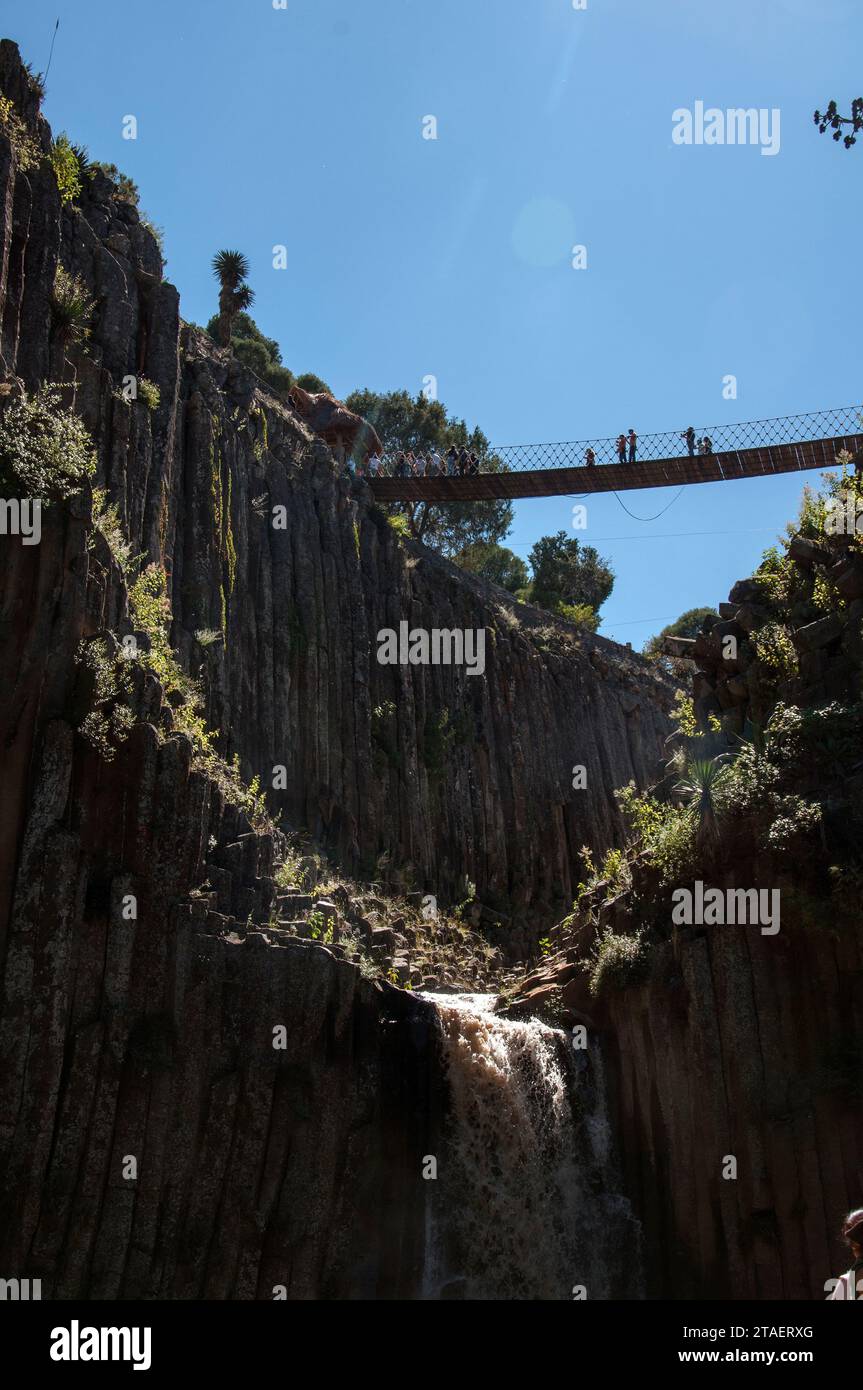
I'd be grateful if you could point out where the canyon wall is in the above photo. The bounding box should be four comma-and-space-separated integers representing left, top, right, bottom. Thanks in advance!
0, 39, 668, 1298
602, 902, 863, 1300
0, 39, 675, 936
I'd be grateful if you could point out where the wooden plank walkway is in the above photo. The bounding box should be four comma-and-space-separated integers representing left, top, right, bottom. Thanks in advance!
369, 434, 863, 503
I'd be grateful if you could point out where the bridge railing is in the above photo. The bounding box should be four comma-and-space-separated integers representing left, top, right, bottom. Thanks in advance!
365, 406, 861, 476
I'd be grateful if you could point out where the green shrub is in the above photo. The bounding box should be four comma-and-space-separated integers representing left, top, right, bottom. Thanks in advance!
387, 512, 412, 540
588, 927, 649, 996
51, 267, 94, 345
753, 621, 798, 679
137, 377, 160, 411
76, 637, 136, 761
127, 564, 269, 825
0, 384, 95, 501
49, 133, 81, 206
555, 600, 600, 631
90, 162, 139, 204
0, 94, 40, 170
91, 487, 138, 574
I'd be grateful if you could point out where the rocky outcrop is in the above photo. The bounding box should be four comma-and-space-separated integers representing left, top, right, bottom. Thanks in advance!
288, 382, 383, 462
674, 531, 863, 736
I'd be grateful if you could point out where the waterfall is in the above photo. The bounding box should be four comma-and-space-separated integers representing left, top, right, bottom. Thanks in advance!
421, 992, 642, 1300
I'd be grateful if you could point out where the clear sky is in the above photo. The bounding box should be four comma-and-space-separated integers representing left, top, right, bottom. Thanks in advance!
7, 0, 861, 644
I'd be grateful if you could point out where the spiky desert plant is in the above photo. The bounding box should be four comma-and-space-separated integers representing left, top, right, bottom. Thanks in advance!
674, 755, 729, 852
51, 266, 95, 346
211, 250, 254, 348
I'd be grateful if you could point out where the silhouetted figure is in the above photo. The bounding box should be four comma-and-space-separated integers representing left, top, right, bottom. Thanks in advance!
682, 426, 696, 457
628, 429, 637, 463
446, 445, 458, 477
828, 1209, 863, 1299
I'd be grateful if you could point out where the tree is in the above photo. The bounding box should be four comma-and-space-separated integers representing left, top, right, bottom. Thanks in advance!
814, 97, 863, 149
344, 387, 513, 556
205, 311, 294, 396
528, 531, 614, 615
643, 606, 717, 675
295, 372, 332, 394
211, 250, 254, 348
454, 541, 528, 593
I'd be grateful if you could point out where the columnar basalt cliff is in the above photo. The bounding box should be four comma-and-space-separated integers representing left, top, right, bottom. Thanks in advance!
0, 40, 674, 934
0, 40, 671, 1299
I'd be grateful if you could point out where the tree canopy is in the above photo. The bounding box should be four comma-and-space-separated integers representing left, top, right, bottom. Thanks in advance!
453, 541, 529, 594
528, 531, 615, 616
344, 387, 513, 557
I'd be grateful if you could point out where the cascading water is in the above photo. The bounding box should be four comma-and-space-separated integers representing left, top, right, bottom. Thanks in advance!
421, 992, 642, 1300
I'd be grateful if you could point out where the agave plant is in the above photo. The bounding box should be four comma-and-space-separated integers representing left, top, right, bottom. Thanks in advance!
674, 755, 730, 851
211, 250, 254, 347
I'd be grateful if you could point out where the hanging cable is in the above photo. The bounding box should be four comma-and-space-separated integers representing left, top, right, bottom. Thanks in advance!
610, 487, 685, 522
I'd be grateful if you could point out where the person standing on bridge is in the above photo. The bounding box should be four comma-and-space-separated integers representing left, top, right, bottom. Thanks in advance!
585, 447, 596, 467
628, 429, 637, 463
617, 433, 627, 464
701, 436, 713, 456
682, 426, 696, 457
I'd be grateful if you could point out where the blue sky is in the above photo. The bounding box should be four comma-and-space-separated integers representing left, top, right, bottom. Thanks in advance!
8, 0, 861, 644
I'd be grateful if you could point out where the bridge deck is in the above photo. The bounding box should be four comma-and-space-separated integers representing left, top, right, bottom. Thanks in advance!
369, 434, 863, 503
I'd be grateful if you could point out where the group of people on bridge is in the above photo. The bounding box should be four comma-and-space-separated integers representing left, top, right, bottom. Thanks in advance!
348, 426, 722, 480
354, 445, 482, 479
584, 427, 714, 468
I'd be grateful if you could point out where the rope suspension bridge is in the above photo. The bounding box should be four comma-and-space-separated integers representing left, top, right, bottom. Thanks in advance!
368, 405, 863, 503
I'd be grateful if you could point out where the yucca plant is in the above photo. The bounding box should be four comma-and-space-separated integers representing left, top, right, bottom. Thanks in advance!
674, 755, 730, 852
211, 250, 254, 347
70, 142, 93, 181
51, 266, 94, 346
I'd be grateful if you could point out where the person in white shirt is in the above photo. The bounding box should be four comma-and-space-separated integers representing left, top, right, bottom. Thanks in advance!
827, 1209, 863, 1298
368, 453, 381, 477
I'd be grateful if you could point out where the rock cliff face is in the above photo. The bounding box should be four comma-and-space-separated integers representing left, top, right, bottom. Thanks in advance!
0, 39, 672, 1299
0, 39, 675, 936
602, 904, 863, 1299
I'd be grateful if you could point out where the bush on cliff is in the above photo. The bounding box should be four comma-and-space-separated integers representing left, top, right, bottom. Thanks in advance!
48, 133, 81, 206
0, 384, 95, 500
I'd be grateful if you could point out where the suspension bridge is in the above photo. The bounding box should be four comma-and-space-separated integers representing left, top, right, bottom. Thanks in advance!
368, 406, 863, 503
